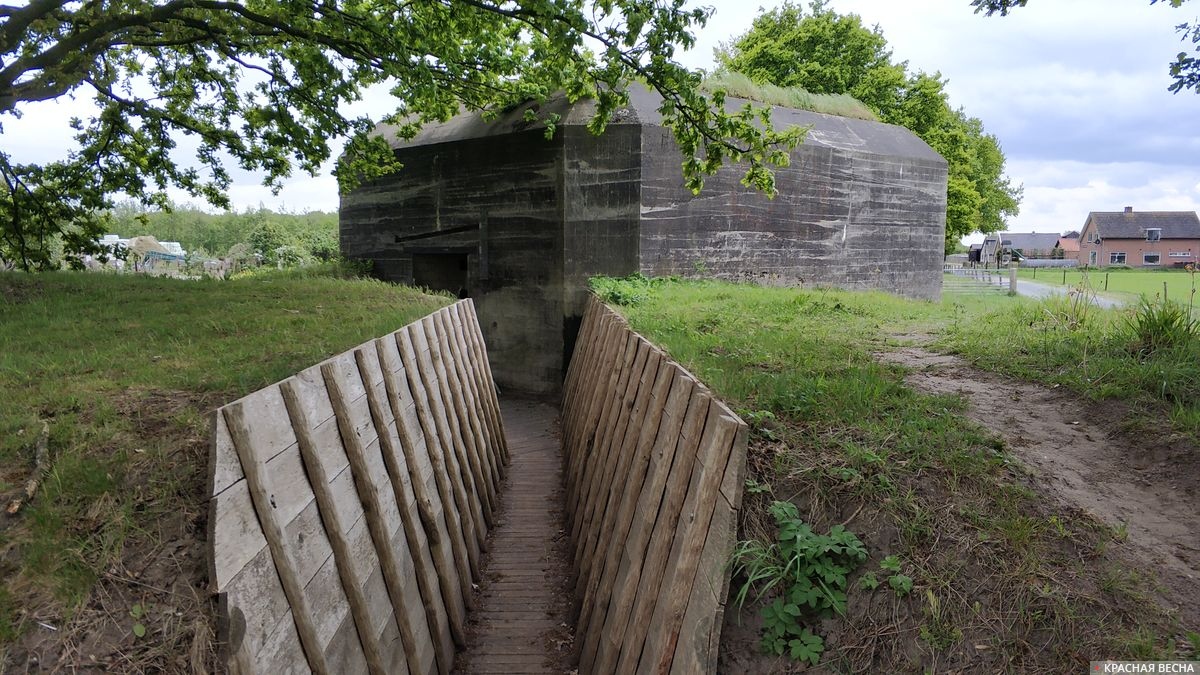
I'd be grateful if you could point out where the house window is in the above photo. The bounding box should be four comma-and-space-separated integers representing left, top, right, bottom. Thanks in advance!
1168, 251, 1192, 258
1143, 252, 1161, 266
1089, 251, 1098, 265
1086, 232, 1095, 243
1146, 228, 1162, 241
1109, 252, 1126, 264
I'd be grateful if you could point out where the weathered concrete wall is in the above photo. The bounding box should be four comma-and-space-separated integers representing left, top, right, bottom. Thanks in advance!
638, 115, 947, 300
561, 123, 642, 366
340, 130, 566, 395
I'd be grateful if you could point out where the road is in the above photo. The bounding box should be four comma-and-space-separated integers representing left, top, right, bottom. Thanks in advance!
1012, 277, 1126, 308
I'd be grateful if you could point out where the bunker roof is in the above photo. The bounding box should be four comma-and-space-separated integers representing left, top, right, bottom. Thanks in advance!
374, 85, 945, 165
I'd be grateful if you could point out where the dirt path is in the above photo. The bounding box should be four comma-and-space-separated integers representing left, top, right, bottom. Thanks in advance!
878, 338, 1199, 626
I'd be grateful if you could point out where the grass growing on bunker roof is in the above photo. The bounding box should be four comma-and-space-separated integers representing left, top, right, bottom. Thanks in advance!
0, 269, 449, 671
701, 71, 880, 122
601, 276, 1188, 672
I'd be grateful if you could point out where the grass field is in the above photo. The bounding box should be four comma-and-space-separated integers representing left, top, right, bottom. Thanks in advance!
0, 269, 449, 670
599, 276, 1190, 671
1017, 267, 1200, 304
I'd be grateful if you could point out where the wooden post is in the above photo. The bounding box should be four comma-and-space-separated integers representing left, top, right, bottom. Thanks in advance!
279, 380, 388, 675
355, 347, 456, 673
222, 402, 331, 675
322, 360, 427, 675
1164, 280, 1169, 302
1009, 264, 1018, 296
375, 338, 470, 646
1105, 272, 1109, 291
395, 331, 477, 609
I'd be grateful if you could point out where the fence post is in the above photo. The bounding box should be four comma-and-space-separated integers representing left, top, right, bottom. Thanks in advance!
1105, 273, 1109, 291
1009, 264, 1018, 296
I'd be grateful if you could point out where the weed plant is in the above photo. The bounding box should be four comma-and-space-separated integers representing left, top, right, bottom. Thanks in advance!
732, 501, 867, 664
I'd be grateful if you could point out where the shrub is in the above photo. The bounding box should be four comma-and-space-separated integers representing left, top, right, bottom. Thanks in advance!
589, 274, 668, 306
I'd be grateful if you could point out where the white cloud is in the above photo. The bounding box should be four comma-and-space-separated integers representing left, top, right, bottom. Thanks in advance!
1003, 158, 1200, 234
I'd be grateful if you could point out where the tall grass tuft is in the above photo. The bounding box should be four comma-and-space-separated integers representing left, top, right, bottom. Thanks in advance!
1122, 297, 1198, 357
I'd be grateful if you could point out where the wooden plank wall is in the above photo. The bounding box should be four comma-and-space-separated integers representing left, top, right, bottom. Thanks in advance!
207, 300, 508, 675
562, 294, 750, 674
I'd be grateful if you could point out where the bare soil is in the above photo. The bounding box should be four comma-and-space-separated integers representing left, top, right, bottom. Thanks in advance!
878, 343, 1199, 625
2, 390, 218, 674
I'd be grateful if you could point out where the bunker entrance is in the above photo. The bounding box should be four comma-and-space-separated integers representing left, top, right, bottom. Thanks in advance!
412, 252, 470, 298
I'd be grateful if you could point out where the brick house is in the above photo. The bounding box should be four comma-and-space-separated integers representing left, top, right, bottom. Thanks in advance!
1056, 231, 1081, 263
1078, 208, 1200, 268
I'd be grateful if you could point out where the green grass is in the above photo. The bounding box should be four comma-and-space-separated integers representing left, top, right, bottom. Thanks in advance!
0, 270, 449, 668
701, 71, 880, 121
1017, 267, 1200, 304
601, 276, 1185, 671
938, 290, 1200, 439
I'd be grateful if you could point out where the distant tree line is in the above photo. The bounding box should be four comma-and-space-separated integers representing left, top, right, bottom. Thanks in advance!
107, 202, 339, 269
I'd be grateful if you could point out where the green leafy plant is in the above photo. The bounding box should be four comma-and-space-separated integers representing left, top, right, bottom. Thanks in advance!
879, 554, 914, 596
889, 574, 914, 596
744, 477, 774, 495
130, 603, 146, 639
732, 500, 868, 665
858, 571, 880, 590
741, 408, 781, 441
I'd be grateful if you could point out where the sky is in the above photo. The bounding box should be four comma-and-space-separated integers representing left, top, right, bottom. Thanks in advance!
4, 0, 1199, 243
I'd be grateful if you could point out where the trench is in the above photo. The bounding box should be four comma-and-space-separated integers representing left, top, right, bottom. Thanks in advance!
207, 297, 748, 674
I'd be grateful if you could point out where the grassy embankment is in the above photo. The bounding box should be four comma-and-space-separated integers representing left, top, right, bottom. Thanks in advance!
0, 268, 449, 671
1016, 267, 1199, 305
596, 275, 1194, 672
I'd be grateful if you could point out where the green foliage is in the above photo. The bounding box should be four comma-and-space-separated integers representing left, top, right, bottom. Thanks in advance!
733, 499, 867, 664
716, 1, 1021, 252
104, 202, 339, 265
588, 273, 672, 306
130, 603, 146, 639
858, 571, 880, 590
1, 0, 800, 271
888, 573, 914, 596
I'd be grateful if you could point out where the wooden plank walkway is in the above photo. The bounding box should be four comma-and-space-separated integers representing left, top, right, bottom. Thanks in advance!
455, 399, 575, 674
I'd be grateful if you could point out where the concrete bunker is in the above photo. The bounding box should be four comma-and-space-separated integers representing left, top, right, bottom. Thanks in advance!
340, 88, 948, 395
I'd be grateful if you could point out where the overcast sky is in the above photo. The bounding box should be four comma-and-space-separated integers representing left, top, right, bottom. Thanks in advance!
4, 0, 1198, 243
